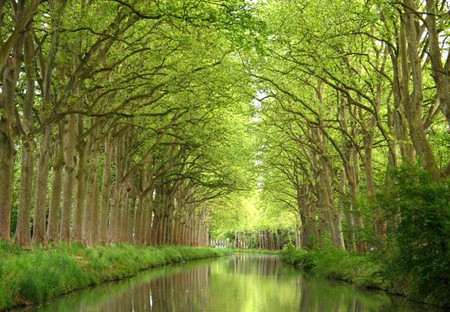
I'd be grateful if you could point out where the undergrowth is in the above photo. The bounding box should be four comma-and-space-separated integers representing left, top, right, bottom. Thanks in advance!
281, 244, 387, 290
380, 166, 450, 307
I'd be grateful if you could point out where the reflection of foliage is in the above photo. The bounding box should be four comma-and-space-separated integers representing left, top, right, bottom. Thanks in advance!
381, 166, 450, 307
32, 254, 407, 312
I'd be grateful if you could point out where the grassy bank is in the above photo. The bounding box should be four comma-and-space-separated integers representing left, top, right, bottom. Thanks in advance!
280, 245, 385, 288
280, 244, 448, 309
0, 242, 232, 310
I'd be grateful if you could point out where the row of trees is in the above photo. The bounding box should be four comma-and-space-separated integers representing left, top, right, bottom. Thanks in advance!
2, 0, 448, 254
253, 0, 449, 251
233, 229, 291, 250
0, 0, 260, 247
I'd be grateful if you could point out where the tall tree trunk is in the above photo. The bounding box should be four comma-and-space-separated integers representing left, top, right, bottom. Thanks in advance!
33, 126, 51, 243
134, 194, 144, 244
108, 176, 122, 244
60, 114, 77, 242
425, 0, 450, 133
72, 115, 87, 242
15, 28, 35, 248
15, 135, 34, 248
325, 160, 345, 249
314, 128, 344, 249
348, 146, 366, 252
0, 39, 22, 242
108, 133, 124, 244
82, 132, 100, 245
402, 0, 438, 175
136, 162, 154, 245
83, 136, 100, 245
47, 124, 64, 242
390, 20, 416, 164
370, 94, 386, 243
142, 168, 155, 245
15, 145, 33, 247
0, 123, 14, 242
127, 194, 136, 244
81, 136, 93, 246
298, 184, 316, 249
33, 0, 63, 244
151, 183, 163, 245
143, 194, 154, 245
122, 168, 135, 244
99, 135, 113, 243
117, 153, 131, 244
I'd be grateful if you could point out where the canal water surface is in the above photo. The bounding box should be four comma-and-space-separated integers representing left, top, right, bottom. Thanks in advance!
17, 254, 435, 312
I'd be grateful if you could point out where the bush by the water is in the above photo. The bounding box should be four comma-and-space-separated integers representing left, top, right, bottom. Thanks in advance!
280, 244, 384, 289
380, 166, 450, 307
0, 243, 231, 310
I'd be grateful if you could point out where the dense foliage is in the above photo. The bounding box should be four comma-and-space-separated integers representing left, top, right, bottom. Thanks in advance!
253, 0, 450, 252
381, 167, 450, 306
0, 0, 261, 247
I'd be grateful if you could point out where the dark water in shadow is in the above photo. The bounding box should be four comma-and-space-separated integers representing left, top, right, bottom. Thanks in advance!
16, 254, 436, 312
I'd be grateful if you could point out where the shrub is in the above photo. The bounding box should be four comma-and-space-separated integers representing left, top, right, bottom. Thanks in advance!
281, 243, 387, 291
280, 244, 315, 271
381, 166, 450, 307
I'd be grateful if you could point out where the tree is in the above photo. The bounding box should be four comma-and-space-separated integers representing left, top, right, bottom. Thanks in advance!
1, 0, 263, 247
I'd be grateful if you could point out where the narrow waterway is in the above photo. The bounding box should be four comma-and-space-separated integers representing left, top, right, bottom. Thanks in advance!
17, 254, 434, 312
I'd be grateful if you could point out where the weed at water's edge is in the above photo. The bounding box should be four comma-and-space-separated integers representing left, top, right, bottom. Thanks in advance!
0, 245, 232, 310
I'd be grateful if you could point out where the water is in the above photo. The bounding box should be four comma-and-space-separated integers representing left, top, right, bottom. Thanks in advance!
17, 254, 435, 312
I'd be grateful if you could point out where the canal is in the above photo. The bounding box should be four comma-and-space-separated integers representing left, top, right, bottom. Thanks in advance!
16, 254, 434, 311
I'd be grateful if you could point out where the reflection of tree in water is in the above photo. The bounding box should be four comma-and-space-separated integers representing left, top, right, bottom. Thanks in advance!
149, 265, 211, 312
26, 256, 431, 312
226, 254, 282, 276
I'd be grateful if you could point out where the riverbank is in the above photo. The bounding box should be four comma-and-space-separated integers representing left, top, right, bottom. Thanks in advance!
232, 248, 280, 255
280, 244, 448, 309
0, 242, 232, 310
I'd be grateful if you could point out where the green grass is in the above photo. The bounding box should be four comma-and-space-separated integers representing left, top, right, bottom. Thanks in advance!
0, 243, 232, 310
280, 244, 450, 308
281, 244, 387, 290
